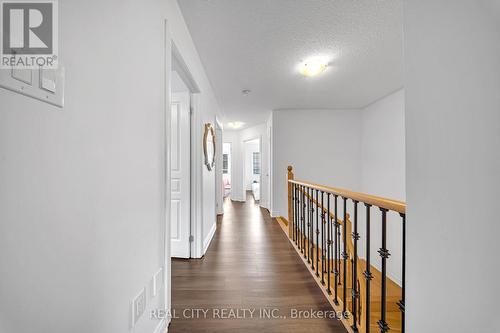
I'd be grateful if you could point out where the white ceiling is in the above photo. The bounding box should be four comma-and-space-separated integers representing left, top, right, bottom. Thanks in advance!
179, 0, 403, 127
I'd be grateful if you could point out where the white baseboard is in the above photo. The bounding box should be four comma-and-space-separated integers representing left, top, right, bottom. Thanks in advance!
202, 222, 217, 255
154, 318, 167, 333
270, 210, 280, 218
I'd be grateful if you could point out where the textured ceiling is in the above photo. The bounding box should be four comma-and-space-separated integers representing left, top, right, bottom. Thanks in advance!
179, 0, 403, 127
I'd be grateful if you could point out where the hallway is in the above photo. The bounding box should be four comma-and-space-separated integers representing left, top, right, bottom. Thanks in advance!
170, 194, 346, 333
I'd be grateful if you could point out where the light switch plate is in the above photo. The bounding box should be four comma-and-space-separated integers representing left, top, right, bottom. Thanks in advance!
132, 287, 147, 327
12, 68, 33, 85
0, 66, 65, 107
152, 268, 163, 297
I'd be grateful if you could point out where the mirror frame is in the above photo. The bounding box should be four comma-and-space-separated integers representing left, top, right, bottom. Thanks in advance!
203, 123, 216, 171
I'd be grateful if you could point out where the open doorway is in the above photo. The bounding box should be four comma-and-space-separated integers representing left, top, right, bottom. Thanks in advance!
169, 43, 201, 260
215, 121, 224, 215
244, 138, 261, 203
222, 142, 232, 198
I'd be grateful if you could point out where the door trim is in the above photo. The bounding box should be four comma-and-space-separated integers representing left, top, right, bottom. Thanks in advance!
170, 42, 204, 259
163, 18, 172, 326
189, 93, 204, 258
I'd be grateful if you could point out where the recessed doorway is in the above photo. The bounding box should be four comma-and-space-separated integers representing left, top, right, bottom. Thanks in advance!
243, 138, 261, 203
222, 142, 232, 198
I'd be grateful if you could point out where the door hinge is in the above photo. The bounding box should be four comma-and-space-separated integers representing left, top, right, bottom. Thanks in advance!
189, 235, 194, 242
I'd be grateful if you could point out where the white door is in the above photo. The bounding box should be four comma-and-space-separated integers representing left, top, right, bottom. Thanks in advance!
171, 92, 191, 258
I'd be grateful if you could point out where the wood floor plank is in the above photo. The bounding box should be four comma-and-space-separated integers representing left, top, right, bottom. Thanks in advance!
170, 194, 347, 333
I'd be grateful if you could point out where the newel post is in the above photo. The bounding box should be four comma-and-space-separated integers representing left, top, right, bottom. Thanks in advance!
287, 165, 294, 236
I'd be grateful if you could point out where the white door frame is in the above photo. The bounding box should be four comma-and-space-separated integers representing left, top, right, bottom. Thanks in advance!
171, 42, 204, 260
189, 93, 204, 258
162, 19, 172, 330
163, 21, 206, 330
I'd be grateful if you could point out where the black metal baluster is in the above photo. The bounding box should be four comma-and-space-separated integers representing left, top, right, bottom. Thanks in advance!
321, 191, 325, 285
377, 208, 390, 333
327, 193, 332, 294
296, 185, 299, 247
294, 185, 298, 245
398, 213, 406, 333
315, 189, 320, 276
310, 188, 315, 266
291, 183, 294, 242
299, 186, 303, 251
293, 184, 299, 245
331, 196, 335, 274
292, 184, 296, 243
299, 186, 302, 251
342, 197, 348, 316
303, 187, 307, 256
296, 185, 300, 246
333, 195, 339, 305
305, 187, 308, 259
337, 197, 342, 291
352, 200, 360, 331
364, 204, 373, 333
305, 187, 310, 260
296, 185, 299, 245
310, 187, 314, 262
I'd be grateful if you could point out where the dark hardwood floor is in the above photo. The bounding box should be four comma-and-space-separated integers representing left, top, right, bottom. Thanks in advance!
170, 193, 347, 333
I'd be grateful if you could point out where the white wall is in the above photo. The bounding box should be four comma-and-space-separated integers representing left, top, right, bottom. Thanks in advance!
267, 115, 273, 213
271, 94, 406, 283
360, 89, 405, 284
271, 109, 363, 218
244, 140, 260, 191
0, 0, 220, 332
361, 89, 405, 201
404, 2, 500, 332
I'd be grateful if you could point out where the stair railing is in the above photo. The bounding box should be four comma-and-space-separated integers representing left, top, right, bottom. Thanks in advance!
285, 166, 406, 333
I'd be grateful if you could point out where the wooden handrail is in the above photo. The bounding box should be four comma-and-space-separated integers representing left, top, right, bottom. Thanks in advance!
284, 166, 406, 333
289, 179, 406, 214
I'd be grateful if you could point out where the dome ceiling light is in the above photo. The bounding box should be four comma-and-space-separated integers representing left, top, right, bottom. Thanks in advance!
227, 121, 245, 129
298, 56, 329, 77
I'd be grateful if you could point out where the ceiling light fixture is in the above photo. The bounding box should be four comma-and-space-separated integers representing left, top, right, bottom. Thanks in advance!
227, 121, 245, 129
298, 56, 329, 77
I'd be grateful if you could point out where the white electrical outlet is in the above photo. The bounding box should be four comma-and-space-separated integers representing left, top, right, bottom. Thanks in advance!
152, 268, 163, 297
132, 288, 147, 327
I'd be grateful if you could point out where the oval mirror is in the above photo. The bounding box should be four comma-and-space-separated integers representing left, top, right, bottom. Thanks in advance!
203, 123, 216, 171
